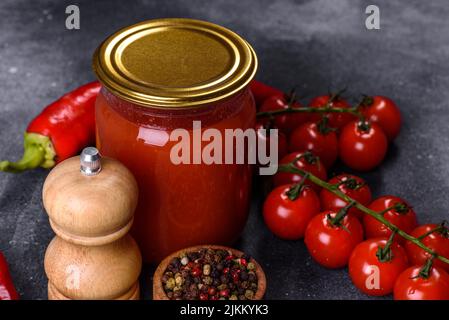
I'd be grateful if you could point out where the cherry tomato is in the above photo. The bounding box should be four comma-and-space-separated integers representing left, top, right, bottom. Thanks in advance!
249, 80, 283, 109
349, 238, 409, 296
394, 266, 449, 300
405, 224, 449, 272
339, 120, 388, 171
363, 196, 418, 243
288, 121, 338, 169
361, 96, 401, 141
259, 94, 308, 134
255, 122, 288, 164
273, 151, 327, 193
305, 210, 364, 269
309, 94, 356, 129
263, 184, 320, 240
320, 174, 372, 220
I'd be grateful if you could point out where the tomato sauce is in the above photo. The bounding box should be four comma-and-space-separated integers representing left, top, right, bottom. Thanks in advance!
96, 87, 255, 263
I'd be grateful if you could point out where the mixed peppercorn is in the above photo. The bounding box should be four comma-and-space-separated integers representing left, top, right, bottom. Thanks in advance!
162, 248, 258, 300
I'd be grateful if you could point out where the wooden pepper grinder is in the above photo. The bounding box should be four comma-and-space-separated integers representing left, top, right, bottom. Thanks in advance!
43, 147, 142, 300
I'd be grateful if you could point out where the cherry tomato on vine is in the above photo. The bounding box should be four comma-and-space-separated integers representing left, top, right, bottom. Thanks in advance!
405, 223, 449, 272
273, 151, 327, 193
263, 184, 321, 240
394, 265, 449, 300
349, 238, 409, 296
249, 80, 284, 109
288, 120, 338, 169
255, 122, 288, 164
305, 209, 364, 269
363, 196, 418, 243
339, 120, 388, 171
259, 94, 307, 134
361, 96, 401, 141
320, 174, 372, 220
309, 94, 356, 129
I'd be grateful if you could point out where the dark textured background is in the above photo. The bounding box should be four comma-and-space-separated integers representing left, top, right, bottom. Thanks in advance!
1, 0, 448, 300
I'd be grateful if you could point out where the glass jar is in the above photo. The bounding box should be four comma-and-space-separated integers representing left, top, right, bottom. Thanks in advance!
93, 18, 257, 263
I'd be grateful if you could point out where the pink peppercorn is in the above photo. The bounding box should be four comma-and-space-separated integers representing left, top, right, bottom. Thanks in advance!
191, 267, 202, 277
219, 289, 230, 297
208, 287, 217, 296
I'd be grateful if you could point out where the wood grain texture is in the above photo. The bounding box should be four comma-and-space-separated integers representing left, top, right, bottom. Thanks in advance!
44, 235, 142, 300
42, 156, 138, 246
47, 281, 140, 300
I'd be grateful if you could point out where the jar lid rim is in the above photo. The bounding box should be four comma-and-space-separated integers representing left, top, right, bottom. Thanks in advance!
92, 18, 258, 109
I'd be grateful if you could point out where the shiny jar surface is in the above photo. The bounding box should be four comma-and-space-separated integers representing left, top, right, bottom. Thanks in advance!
96, 87, 255, 262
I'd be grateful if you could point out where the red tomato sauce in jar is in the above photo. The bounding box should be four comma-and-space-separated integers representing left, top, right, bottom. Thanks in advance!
93, 19, 258, 263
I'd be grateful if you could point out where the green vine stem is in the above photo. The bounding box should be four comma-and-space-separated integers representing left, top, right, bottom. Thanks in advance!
328, 201, 355, 227
256, 88, 367, 120
256, 90, 365, 119
256, 105, 363, 119
278, 162, 449, 266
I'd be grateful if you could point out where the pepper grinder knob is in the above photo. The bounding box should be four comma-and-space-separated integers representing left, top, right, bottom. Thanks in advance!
80, 147, 101, 176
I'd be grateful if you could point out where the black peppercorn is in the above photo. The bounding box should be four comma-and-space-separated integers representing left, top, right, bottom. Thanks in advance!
201, 284, 209, 293
171, 257, 181, 268
211, 270, 219, 278
162, 248, 258, 301
187, 252, 197, 261
161, 274, 169, 283
220, 274, 229, 284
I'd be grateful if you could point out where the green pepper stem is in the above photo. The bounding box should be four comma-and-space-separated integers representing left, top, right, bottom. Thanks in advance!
278, 162, 449, 266
0, 133, 56, 173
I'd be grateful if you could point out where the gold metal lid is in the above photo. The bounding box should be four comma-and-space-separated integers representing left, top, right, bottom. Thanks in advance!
92, 18, 257, 108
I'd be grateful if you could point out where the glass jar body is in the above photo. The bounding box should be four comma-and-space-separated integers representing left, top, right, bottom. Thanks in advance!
95, 87, 255, 263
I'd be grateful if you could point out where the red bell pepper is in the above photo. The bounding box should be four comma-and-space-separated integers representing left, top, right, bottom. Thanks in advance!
0, 80, 281, 173
0, 81, 101, 173
0, 252, 19, 300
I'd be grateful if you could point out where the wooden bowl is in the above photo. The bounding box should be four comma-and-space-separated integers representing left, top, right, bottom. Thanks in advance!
153, 245, 266, 300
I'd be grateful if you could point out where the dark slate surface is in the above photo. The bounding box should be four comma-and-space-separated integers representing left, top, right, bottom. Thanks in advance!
0, 0, 448, 300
